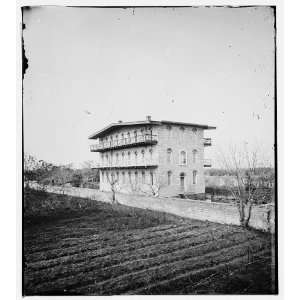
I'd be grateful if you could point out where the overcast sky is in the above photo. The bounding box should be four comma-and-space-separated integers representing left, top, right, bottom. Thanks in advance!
23, 6, 275, 168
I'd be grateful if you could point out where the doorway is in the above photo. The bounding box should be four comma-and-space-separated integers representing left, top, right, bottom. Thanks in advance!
180, 172, 185, 191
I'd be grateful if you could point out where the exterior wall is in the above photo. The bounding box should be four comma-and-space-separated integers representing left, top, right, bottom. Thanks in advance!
96, 124, 160, 194
155, 125, 206, 197
94, 123, 210, 197
32, 182, 275, 233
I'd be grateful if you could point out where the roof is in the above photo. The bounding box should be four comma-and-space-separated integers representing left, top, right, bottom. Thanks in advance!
89, 119, 216, 139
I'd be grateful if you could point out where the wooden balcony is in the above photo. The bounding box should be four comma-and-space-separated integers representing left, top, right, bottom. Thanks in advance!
90, 134, 158, 152
203, 159, 212, 167
203, 138, 212, 146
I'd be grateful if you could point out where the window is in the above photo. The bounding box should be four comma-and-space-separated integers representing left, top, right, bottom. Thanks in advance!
180, 150, 187, 165
193, 170, 197, 184
128, 151, 131, 165
192, 127, 197, 133
127, 132, 131, 142
149, 148, 153, 161
150, 172, 154, 185
128, 171, 132, 183
135, 171, 138, 184
101, 171, 104, 181
116, 171, 119, 181
122, 172, 125, 184
106, 172, 109, 182
167, 148, 172, 163
105, 154, 109, 165
116, 153, 119, 165
134, 130, 137, 142
142, 171, 145, 183
180, 126, 185, 131
141, 149, 145, 161
180, 172, 185, 190
134, 151, 138, 164
121, 152, 125, 165
167, 171, 172, 185
192, 149, 197, 163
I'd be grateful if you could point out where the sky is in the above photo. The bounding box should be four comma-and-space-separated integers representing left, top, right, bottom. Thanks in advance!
23, 6, 275, 168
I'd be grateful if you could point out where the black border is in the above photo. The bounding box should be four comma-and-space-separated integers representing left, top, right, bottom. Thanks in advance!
21, 5, 279, 295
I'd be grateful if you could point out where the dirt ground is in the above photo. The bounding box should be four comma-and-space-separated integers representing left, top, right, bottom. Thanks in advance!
23, 189, 277, 295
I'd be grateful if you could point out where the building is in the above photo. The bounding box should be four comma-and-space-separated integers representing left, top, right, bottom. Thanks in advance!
89, 116, 216, 197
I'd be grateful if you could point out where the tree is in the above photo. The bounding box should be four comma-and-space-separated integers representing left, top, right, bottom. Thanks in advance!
71, 173, 83, 187
106, 151, 119, 204
218, 144, 274, 228
24, 153, 54, 190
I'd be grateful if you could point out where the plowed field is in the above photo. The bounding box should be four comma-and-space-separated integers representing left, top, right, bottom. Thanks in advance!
23, 190, 276, 295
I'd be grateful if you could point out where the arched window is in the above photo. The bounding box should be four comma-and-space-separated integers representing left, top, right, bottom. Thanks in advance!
142, 171, 145, 183
134, 151, 138, 164
134, 130, 137, 142
116, 171, 119, 182
192, 170, 197, 184
127, 132, 131, 142
150, 172, 154, 185
180, 172, 185, 190
111, 172, 115, 181
122, 171, 125, 184
128, 171, 132, 183
180, 150, 187, 165
141, 149, 145, 161
167, 171, 172, 185
134, 171, 138, 184
167, 148, 172, 163
115, 153, 119, 165
192, 149, 197, 163
149, 148, 153, 161
121, 152, 125, 165
128, 151, 131, 165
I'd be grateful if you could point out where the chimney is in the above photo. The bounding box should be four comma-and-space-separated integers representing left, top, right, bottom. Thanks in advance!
146, 115, 151, 122
118, 120, 123, 123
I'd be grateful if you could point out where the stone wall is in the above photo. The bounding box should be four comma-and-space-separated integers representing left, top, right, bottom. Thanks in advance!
30, 183, 275, 233
155, 125, 206, 196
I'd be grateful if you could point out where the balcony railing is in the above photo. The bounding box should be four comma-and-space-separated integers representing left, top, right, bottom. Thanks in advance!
203, 159, 212, 167
203, 138, 212, 146
90, 134, 158, 152
93, 159, 158, 170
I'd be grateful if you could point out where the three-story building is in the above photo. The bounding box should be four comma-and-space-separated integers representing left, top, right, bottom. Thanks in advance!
89, 116, 216, 197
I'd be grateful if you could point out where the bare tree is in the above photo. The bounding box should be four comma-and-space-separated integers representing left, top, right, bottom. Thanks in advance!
218, 144, 274, 228
138, 172, 165, 197
106, 151, 119, 204
24, 153, 54, 191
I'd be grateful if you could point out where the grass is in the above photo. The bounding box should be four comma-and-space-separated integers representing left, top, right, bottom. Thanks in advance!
23, 189, 276, 295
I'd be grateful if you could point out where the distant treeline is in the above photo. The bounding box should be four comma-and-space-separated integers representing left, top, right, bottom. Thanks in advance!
24, 154, 99, 189
205, 167, 274, 177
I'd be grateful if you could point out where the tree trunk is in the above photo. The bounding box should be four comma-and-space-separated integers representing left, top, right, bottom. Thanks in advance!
237, 198, 253, 228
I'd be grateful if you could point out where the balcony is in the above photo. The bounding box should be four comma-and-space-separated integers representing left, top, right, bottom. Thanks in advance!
93, 160, 158, 170
203, 138, 212, 146
90, 134, 158, 152
203, 159, 212, 167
